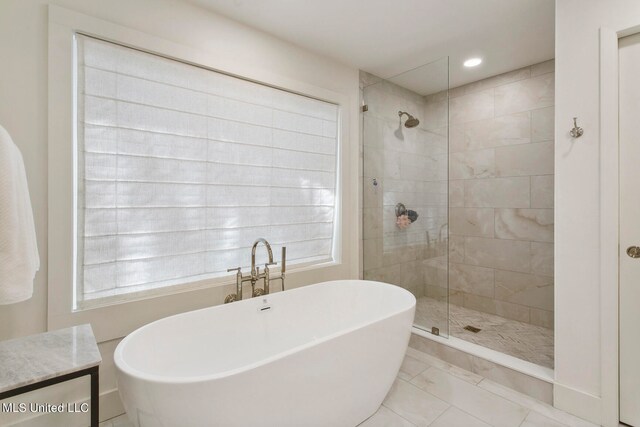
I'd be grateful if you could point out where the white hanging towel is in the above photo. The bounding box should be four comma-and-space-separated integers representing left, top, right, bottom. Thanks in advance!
0, 124, 39, 304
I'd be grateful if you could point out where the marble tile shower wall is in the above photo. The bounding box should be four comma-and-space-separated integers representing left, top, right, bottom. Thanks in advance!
424, 60, 555, 329
361, 71, 449, 298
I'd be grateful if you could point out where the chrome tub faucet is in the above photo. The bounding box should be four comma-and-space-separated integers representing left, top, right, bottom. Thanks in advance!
224, 238, 287, 303
251, 238, 273, 296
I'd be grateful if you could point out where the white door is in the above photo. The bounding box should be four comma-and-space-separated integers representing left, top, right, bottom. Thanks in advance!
620, 32, 640, 427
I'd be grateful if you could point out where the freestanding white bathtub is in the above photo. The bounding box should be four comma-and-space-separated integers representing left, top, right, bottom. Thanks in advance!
114, 280, 416, 427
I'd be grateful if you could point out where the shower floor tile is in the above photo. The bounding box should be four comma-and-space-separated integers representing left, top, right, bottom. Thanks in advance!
414, 297, 554, 369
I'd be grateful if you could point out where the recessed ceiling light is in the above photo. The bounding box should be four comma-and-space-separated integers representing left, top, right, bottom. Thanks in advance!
464, 58, 482, 67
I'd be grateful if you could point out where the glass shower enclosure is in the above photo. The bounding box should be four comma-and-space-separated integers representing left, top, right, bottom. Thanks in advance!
361, 58, 449, 336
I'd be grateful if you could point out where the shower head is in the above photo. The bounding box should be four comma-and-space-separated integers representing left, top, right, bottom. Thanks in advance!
398, 111, 420, 128
404, 116, 420, 128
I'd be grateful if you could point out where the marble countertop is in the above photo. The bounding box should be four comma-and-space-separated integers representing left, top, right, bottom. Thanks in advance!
0, 324, 101, 394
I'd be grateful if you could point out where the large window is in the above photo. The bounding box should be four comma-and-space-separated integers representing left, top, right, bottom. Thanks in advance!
75, 35, 339, 306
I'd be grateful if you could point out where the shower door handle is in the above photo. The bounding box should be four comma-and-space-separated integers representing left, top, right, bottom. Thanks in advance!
627, 246, 640, 258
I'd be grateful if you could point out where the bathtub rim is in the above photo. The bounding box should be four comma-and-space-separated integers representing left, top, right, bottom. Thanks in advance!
114, 279, 416, 385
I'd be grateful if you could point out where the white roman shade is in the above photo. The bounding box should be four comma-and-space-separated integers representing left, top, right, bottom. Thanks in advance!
75, 35, 338, 305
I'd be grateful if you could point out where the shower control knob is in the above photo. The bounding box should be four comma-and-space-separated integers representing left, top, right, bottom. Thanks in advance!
627, 246, 640, 258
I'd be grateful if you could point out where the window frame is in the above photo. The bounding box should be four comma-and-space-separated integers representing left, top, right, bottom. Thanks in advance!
73, 34, 341, 309
48, 6, 354, 342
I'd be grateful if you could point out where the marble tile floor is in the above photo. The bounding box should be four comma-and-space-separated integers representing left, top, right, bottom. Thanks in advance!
99, 414, 132, 427
415, 297, 554, 368
101, 348, 590, 427
361, 347, 594, 427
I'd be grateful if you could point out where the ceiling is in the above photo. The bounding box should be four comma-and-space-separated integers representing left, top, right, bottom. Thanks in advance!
187, 0, 555, 95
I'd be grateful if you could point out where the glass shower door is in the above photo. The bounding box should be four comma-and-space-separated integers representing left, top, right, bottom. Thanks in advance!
361, 57, 449, 336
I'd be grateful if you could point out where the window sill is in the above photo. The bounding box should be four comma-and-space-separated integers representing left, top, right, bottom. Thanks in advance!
75, 257, 336, 311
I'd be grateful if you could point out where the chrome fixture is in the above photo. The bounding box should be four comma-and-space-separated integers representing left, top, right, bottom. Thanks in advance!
570, 117, 583, 138
224, 267, 249, 303
395, 202, 419, 222
398, 111, 420, 128
627, 246, 640, 258
224, 238, 287, 303
251, 238, 274, 296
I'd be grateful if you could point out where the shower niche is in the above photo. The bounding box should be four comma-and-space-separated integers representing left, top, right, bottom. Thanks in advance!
361, 57, 450, 337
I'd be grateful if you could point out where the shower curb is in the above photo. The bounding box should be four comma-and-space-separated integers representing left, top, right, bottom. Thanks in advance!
409, 329, 554, 404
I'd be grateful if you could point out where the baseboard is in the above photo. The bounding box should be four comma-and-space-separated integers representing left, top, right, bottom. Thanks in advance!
553, 382, 601, 425
8, 388, 125, 427
97, 389, 126, 423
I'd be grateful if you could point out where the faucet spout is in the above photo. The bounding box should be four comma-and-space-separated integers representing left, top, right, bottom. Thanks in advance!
251, 238, 273, 280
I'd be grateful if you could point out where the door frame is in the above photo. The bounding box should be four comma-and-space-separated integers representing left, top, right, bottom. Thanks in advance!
600, 23, 640, 427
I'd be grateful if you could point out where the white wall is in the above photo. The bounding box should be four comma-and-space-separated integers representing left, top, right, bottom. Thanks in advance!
555, 0, 640, 424
0, 0, 359, 425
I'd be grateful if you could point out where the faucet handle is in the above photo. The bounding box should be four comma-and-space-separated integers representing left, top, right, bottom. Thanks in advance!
227, 267, 242, 274
265, 261, 277, 268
